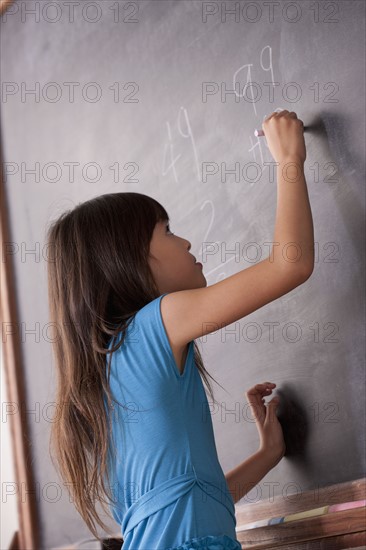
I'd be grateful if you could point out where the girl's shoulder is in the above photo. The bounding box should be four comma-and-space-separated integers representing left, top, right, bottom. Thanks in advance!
106, 294, 169, 357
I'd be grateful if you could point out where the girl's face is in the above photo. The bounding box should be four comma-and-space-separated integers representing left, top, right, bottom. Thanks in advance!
148, 220, 207, 294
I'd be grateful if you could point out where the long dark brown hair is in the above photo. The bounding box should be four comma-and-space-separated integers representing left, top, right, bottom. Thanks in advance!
46, 192, 223, 541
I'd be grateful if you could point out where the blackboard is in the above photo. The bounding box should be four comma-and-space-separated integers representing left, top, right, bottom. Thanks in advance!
1, 1, 365, 548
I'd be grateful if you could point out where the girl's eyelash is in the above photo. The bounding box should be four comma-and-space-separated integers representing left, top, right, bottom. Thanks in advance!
166, 224, 175, 235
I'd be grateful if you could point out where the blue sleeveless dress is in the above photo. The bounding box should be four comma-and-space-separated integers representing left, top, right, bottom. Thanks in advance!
105, 294, 241, 550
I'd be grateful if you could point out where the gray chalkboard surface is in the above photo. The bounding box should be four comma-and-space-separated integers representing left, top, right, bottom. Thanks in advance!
1, 1, 365, 548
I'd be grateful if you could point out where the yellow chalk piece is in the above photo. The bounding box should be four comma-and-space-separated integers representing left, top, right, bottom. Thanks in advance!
236, 518, 269, 531
283, 505, 329, 523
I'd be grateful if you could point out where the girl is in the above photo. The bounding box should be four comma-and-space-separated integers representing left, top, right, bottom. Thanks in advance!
47, 110, 314, 549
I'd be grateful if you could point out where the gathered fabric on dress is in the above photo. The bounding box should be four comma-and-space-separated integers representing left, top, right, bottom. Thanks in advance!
105, 294, 241, 550
168, 534, 241, 550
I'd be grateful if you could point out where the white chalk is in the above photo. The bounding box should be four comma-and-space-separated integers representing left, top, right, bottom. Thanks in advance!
254, 129, 265, 137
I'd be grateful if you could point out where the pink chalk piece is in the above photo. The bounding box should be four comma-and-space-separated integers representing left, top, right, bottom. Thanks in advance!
328, 499, 366, 513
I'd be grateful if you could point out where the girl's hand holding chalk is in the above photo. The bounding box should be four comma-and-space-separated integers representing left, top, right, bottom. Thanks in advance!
246, 382, 286, 465
255, 110, 306, 165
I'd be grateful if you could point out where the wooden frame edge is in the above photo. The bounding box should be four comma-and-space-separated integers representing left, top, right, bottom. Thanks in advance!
0, 132, 39, 547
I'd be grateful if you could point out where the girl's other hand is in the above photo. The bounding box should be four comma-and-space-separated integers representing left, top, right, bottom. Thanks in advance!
245, 382, 286, 465
262, 110, 306, 165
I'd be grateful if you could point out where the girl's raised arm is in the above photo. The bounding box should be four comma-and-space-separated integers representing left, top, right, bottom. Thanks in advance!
161, 111, 314, 348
